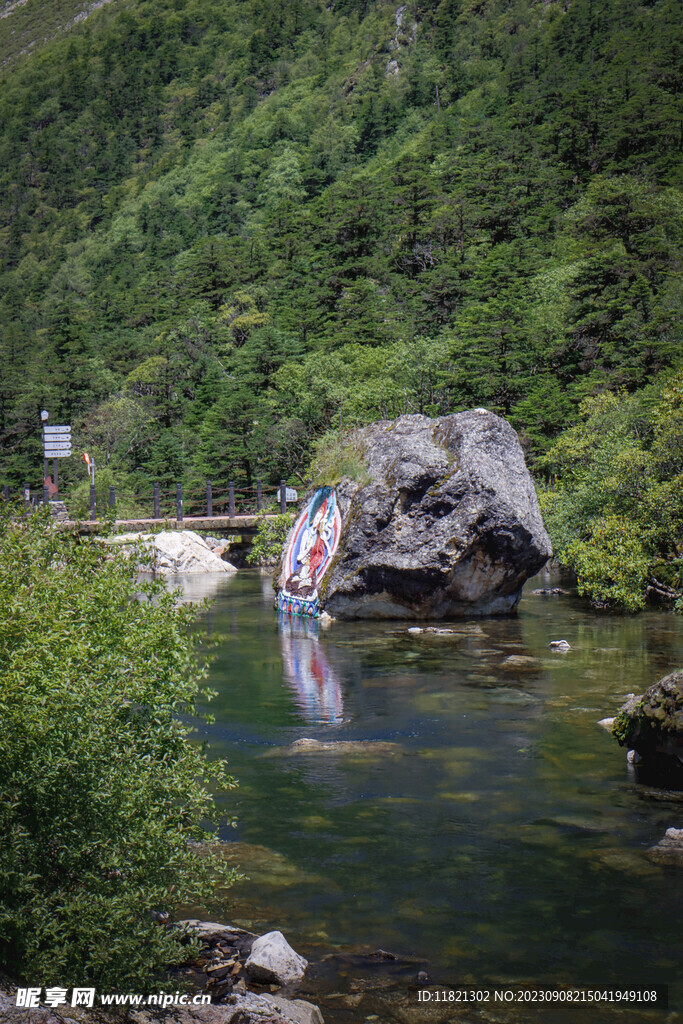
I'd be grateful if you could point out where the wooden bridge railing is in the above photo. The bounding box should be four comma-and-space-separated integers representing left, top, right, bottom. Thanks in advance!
1, 478, 291, 523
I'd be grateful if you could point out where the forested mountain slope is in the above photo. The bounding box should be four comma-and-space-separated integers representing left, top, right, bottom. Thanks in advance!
0, 0, 680, 504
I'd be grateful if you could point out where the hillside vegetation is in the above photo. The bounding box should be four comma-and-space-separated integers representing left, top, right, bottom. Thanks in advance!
0, 0, 681, 607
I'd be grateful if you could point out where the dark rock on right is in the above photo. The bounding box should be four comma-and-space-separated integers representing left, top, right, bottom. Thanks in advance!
612, 670, 683, 788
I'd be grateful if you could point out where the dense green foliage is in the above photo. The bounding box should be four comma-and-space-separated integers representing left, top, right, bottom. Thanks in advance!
0, 0, 681, 606
246, 511, 294, 565
539, 371, 683, 611
0, 510, 236, 989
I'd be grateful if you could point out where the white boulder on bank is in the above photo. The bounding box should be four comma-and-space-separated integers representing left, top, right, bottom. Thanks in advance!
106, 530, 237, 574
245, 929, 308, 986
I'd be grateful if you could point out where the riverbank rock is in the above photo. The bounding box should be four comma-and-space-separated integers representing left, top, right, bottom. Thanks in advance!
177, 919, 257, 950
107, 531, 237, 574
406, 624, 485, 638
0, 987, 324, 1024
281, 411, 551, 620
245, 930, 308, 986
646, 827, 683, 868
532, 587, 570, 596
613, 670, 683, 787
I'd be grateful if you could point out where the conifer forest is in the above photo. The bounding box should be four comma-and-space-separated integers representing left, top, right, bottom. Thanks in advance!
0, 0, 681, 608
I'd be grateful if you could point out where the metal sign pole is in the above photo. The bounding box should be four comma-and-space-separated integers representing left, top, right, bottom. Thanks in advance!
41, 410, 49, 498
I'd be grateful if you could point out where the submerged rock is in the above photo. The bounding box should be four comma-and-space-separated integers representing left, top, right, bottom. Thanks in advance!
265, 737, 404, 758
646, 827, 683, 868
190, 840, 321, 889
613, 670, 683, 788
294, 410, 551, 619
501, 654, 539, 670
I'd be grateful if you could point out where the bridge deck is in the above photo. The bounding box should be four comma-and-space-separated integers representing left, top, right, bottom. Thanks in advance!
58, 514, 276, 534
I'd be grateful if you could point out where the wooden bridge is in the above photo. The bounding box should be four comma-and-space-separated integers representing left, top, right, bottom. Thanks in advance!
66, 513, 276, 536
7, 477, 296, 537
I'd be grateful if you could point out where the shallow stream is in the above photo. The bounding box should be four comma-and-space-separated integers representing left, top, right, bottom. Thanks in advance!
188, 569, 682, 1022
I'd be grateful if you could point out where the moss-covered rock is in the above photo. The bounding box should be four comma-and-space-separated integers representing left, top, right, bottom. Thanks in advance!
613, 670, 683, 787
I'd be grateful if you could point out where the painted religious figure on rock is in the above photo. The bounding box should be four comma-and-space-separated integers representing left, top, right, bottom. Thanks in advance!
277, 486, 341, 618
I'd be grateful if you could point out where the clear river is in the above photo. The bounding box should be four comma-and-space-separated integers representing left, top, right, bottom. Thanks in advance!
187, 569, 682, 1023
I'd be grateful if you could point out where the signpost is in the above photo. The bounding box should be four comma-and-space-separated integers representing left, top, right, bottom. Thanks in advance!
41, 413, 72, 499
43, 432, 72, 455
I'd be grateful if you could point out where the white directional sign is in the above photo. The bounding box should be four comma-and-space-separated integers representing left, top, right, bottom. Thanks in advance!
276, 487, 298, 503
43, 422, 72, 459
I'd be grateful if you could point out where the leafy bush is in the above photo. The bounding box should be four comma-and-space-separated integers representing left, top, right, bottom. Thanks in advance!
565, 514, 651, 612
0, 509, 237, 990
539, 373, 683, 612
64, 464, 150, 521
247, 511, 294, 566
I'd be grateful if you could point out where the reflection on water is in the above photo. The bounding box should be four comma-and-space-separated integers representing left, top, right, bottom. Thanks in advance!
197, 570, 683, 1021
279, 613, 344, 724
159, 571, 237, 605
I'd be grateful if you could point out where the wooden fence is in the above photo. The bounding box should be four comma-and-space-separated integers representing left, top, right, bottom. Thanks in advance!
1, 478, 291, 522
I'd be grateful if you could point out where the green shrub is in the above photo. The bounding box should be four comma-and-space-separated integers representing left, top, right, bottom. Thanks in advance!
565, 514, 651, 612
247, 511, 294, 566
64, 465, 149, 521
0, 509, 237, 990
539, 373, 683, 612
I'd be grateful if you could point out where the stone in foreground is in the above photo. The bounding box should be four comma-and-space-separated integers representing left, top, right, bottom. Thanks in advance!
277, 410, 551, 619
245, 929, 308, 986
0, 988, 323, 1024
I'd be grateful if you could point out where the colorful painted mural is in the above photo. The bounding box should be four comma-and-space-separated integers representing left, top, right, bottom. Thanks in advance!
277, 486, 341, 618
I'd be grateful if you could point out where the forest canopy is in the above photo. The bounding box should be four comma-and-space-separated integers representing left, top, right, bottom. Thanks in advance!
0, 0, 681, 607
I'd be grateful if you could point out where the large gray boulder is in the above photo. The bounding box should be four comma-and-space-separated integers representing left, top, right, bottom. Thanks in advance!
310, 410, 551, 619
